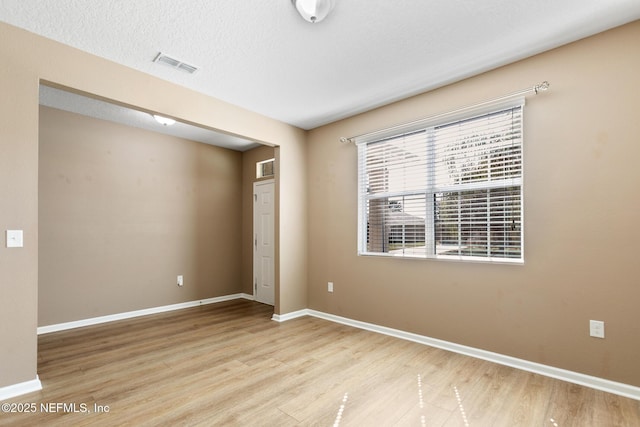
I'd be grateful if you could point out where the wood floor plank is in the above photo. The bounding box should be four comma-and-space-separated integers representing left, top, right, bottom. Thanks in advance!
1, 299, 638, 426
451, 363, 527, 425
394, 401, 453, 427
491, 371, 555, 427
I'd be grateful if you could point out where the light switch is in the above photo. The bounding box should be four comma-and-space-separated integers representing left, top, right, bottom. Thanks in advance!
6, 230, 24, 248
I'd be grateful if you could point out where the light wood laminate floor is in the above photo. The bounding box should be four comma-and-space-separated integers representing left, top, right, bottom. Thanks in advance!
1, 299, 638, 426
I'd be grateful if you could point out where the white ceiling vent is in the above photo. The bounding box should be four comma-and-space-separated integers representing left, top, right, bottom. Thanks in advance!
153, 52, 199, 74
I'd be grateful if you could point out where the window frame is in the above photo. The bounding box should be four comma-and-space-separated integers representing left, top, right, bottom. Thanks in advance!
356, 98, 525, 264
256, 158, 275, 179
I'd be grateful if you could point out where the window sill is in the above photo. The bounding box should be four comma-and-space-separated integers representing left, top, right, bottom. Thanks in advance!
357, 251, 524, 265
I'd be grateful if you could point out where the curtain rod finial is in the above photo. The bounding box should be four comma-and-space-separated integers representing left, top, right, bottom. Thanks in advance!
339, 137, 351, 144
534, 81, 550, 94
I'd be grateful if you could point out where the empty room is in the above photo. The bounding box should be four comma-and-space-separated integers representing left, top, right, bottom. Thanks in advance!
1, 1, 640, 426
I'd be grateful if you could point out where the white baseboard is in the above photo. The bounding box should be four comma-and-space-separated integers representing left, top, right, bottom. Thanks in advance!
272, 309, 308, 322
0, 376, 41, 401
275, 308, 640, 401
38, 293, 254, 335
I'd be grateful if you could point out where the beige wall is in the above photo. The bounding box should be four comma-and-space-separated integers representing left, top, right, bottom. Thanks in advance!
306, 21, 640, 386
39, 106, 243, 325
0, 22, 307, 389
242, 145, 276, 296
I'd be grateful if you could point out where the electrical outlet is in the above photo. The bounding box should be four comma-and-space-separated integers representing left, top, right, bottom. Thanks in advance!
328, 282, 334, 293
589, 320, 604, 338
177, 275, 184, 287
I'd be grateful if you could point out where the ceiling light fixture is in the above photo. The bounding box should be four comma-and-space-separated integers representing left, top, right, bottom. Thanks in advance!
291, 0, 335, 23
153, 115, 176, 126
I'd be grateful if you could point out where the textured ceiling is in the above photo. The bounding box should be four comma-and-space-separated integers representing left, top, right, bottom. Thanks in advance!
2, 1, 640, 131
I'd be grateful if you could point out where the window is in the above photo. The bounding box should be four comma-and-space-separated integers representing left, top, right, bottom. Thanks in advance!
256, 158, 275, 179
357, 102, 523, 263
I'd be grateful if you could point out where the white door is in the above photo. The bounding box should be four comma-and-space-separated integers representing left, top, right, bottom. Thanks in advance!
253, 180, 275, 305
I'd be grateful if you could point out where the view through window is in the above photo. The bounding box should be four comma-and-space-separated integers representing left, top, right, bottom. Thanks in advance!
357, 104, 523, 262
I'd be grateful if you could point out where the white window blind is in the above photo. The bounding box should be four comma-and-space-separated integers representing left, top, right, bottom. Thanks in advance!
357, 103, 524, 262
